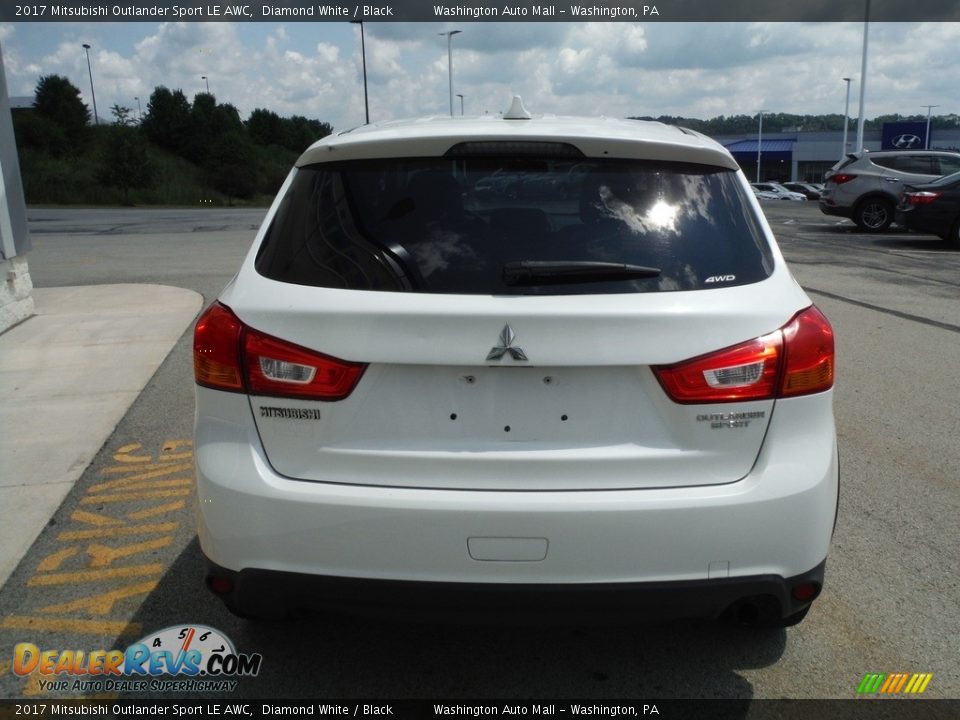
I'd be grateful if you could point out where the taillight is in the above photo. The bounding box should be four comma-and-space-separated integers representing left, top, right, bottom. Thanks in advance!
830, 173, 857, 185
193, 302, 366, 400
244, 329, 366, 400
779, 306, 835, 398
654, 306, 834, 404
194, 303, 244, 391
904, 191, 940, 206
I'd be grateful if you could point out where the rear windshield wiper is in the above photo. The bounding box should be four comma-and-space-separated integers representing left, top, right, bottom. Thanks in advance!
503, 260, 661, 286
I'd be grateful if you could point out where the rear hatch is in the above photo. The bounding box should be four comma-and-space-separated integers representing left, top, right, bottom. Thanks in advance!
223, 151, 811, 491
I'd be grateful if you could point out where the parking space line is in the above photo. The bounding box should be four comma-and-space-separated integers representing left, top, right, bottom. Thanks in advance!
36, 546, 81, 572
27, 564, 165, 586
89, 476, 193, 493
86, 537, 173, 568
97, 461, 194, 481
70, 509, 125, 527
80, 488, 193, 504
39, 580, 160, 615
1, 615, 142, 636
112, 443, 154, 463
127, 501, 185, 520
57, 522, 178, 540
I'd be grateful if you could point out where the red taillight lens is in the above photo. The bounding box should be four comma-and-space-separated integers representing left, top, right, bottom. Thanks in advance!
194, 303, 244, 391
193, 302, 366, 400
830, 173, 857, 185
779, 306, 835, 398
244, 329, 366, 400
654, 306, 834, 404
654, 332, 782, 403
905, 191, 940, 206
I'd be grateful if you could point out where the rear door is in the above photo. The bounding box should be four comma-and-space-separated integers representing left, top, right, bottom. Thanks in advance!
233, 152, 808, 491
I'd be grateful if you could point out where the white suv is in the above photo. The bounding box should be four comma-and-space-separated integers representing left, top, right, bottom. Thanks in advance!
193, 99, 838, 627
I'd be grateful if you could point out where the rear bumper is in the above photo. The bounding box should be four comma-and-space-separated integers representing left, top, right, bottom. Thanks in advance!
204, 557, 826, 622
818, 200, 850, 219
895, 209, 950, 238
194, 388, 838, 620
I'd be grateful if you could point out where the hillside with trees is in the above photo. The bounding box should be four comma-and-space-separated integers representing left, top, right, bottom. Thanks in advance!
12, 74, 958, 207
13, 74, 333, 206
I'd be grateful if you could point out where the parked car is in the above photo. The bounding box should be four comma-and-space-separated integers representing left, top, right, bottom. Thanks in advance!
751, 182, 807, 201
820, 150, 960, 231
193, 97, 838, 627
783, 182, 822, 200
895, 171, 960, 247
751, 186, 780, 200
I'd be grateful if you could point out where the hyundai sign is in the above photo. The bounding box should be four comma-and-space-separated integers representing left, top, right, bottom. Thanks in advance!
882, 122, 929, 150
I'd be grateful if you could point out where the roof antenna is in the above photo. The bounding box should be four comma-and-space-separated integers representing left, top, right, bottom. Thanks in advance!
503, 95, 532, 120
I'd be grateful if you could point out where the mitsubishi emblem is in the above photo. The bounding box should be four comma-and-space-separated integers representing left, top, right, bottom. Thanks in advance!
487, 324, 528, 361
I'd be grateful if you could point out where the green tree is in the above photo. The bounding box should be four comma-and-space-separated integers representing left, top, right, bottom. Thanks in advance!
206, 131, 257, 203
246, 108, 284, 147
96, 111, 155, 205
141, 86, 192, 156
33, 74, 89, 144
13, 110, 70, 154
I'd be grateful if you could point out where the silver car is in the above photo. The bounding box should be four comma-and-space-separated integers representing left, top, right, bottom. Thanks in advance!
819, 150, 960, 231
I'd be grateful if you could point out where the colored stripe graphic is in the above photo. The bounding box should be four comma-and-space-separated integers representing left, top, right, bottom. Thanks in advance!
857, 674, 885, 694
858, 672, 932, 695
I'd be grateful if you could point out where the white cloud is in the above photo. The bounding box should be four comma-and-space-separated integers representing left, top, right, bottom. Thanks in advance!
2, 21, 957, 132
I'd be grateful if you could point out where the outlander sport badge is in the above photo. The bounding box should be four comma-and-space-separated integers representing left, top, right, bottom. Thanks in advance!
487, 324, 528, 361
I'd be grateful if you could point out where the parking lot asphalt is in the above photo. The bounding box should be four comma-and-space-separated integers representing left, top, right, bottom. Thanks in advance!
0, 285, 202, 589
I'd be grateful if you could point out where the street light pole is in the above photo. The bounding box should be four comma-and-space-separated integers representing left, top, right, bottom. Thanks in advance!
81, 43, 98, 125
134, 96, 142, 123
350, 21, 370, 124
201, 75, 209, 94
456, 93, 464, 116
841, 77, 852, 159
855, 0, 870, 152
922, 105, 940, 149
756, 109, 768, 184
438, 30, 462, 117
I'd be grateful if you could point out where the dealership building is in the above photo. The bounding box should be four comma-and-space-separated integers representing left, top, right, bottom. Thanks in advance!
711, 123, 960, 183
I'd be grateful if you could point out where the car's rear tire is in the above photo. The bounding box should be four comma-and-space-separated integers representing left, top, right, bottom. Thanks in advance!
854, 197, 894, 232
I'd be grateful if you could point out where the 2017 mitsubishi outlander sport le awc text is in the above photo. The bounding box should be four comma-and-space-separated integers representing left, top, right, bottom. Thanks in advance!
193, 98, 838, 627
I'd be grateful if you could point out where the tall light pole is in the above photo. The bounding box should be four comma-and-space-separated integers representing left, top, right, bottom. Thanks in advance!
81, 43, 98, 125
134, 96, 142, 123
922, 105, 940, 149
201, 75, 209, 94
350, 20, 370, 124
456, 93, 464, 116
855, 0, 870, 152
755, 109, 768, 184
438, 30, 462, 117
841, 77, 852, 158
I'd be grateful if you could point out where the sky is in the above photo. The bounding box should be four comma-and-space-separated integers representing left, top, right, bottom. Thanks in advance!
1, 21, 958, 132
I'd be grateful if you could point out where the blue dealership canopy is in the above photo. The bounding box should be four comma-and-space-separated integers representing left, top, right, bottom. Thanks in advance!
724, 139, 796, 153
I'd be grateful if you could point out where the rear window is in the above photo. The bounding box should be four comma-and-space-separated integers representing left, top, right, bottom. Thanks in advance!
255, 156, 773, 295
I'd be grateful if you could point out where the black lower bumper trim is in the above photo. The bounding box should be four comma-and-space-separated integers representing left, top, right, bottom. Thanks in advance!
204, 557, 826, 624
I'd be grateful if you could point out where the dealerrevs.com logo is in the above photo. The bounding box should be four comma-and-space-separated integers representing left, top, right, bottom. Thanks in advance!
13, 625, 262, 693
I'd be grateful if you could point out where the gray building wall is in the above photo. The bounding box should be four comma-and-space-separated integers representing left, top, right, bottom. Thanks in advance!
714, 128, 960, 182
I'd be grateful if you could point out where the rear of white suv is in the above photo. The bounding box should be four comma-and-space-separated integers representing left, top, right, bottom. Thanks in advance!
194, 106, 838, 626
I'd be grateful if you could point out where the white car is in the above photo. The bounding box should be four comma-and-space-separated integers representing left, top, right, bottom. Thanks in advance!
752, 182, 808, 201
751, 186, 780, 201
194, 98, 838, 627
